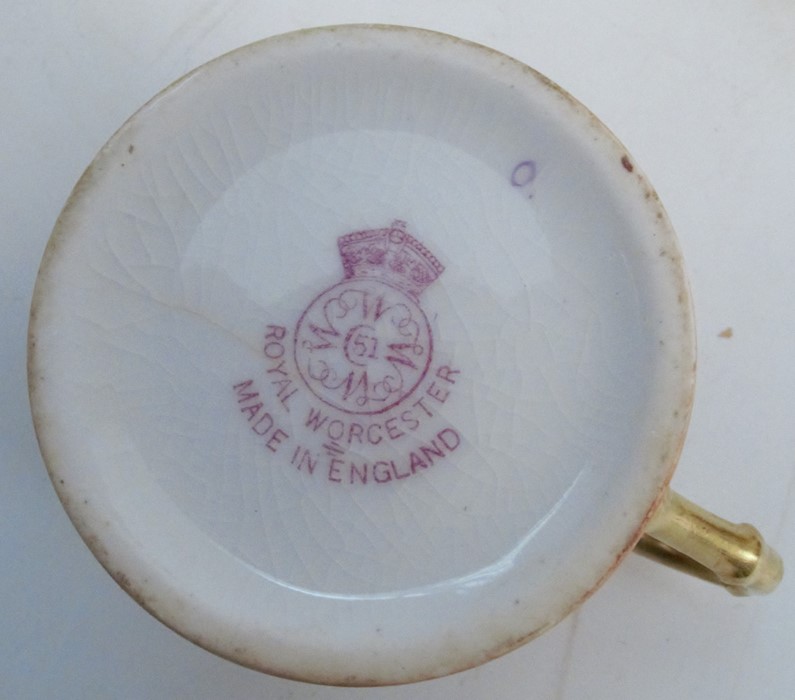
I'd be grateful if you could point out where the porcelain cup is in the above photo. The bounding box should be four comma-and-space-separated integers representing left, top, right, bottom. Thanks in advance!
28, 25, 782, 686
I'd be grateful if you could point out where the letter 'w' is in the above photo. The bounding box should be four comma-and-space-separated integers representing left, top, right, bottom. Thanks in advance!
305, 323, 338, 350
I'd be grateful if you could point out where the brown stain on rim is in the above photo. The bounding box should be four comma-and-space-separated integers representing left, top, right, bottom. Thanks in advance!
26, 23, 698, 688
621, 154, 634, 172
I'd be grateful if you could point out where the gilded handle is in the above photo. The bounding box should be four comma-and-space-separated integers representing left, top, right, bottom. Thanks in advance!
637, 488, 783, 596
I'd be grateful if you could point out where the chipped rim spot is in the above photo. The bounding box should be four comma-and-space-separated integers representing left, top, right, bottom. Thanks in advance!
621, 154, 634, 172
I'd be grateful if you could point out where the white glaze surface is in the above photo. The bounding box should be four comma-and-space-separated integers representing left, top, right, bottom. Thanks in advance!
2, 3, 792, 697
29, 27, 693, 683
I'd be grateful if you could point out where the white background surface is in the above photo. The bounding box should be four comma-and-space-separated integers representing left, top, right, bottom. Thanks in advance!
2, 1, 793, 698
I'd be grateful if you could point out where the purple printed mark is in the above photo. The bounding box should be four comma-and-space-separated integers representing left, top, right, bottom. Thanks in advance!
262, 326, 299, 410
299, 364, 460, 446
294, 221, 443, 416
294, 280, 433, 415
232, 379, 290, 453
511, 160, 537, 198
338, 220, 443, 299
290, 427, 462, 485
233, 221, 465, 487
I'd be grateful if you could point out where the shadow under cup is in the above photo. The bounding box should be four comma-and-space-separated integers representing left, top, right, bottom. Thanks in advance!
29, 25, 721, 686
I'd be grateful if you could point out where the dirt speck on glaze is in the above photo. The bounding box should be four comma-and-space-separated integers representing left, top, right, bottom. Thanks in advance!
719, 327, 734, 339
114, 570, 132, 590
110, 569, 157, 610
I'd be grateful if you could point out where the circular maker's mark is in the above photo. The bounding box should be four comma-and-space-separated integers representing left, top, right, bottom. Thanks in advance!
294, 280, 433, 415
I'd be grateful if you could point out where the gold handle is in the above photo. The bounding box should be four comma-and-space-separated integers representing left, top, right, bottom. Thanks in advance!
636, 488, 783, 596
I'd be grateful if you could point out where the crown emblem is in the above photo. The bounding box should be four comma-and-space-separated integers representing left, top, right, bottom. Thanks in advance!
337, 220, 444, 298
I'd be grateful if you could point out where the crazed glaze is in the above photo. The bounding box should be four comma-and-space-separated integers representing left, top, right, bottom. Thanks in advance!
28, 25, 695, 685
